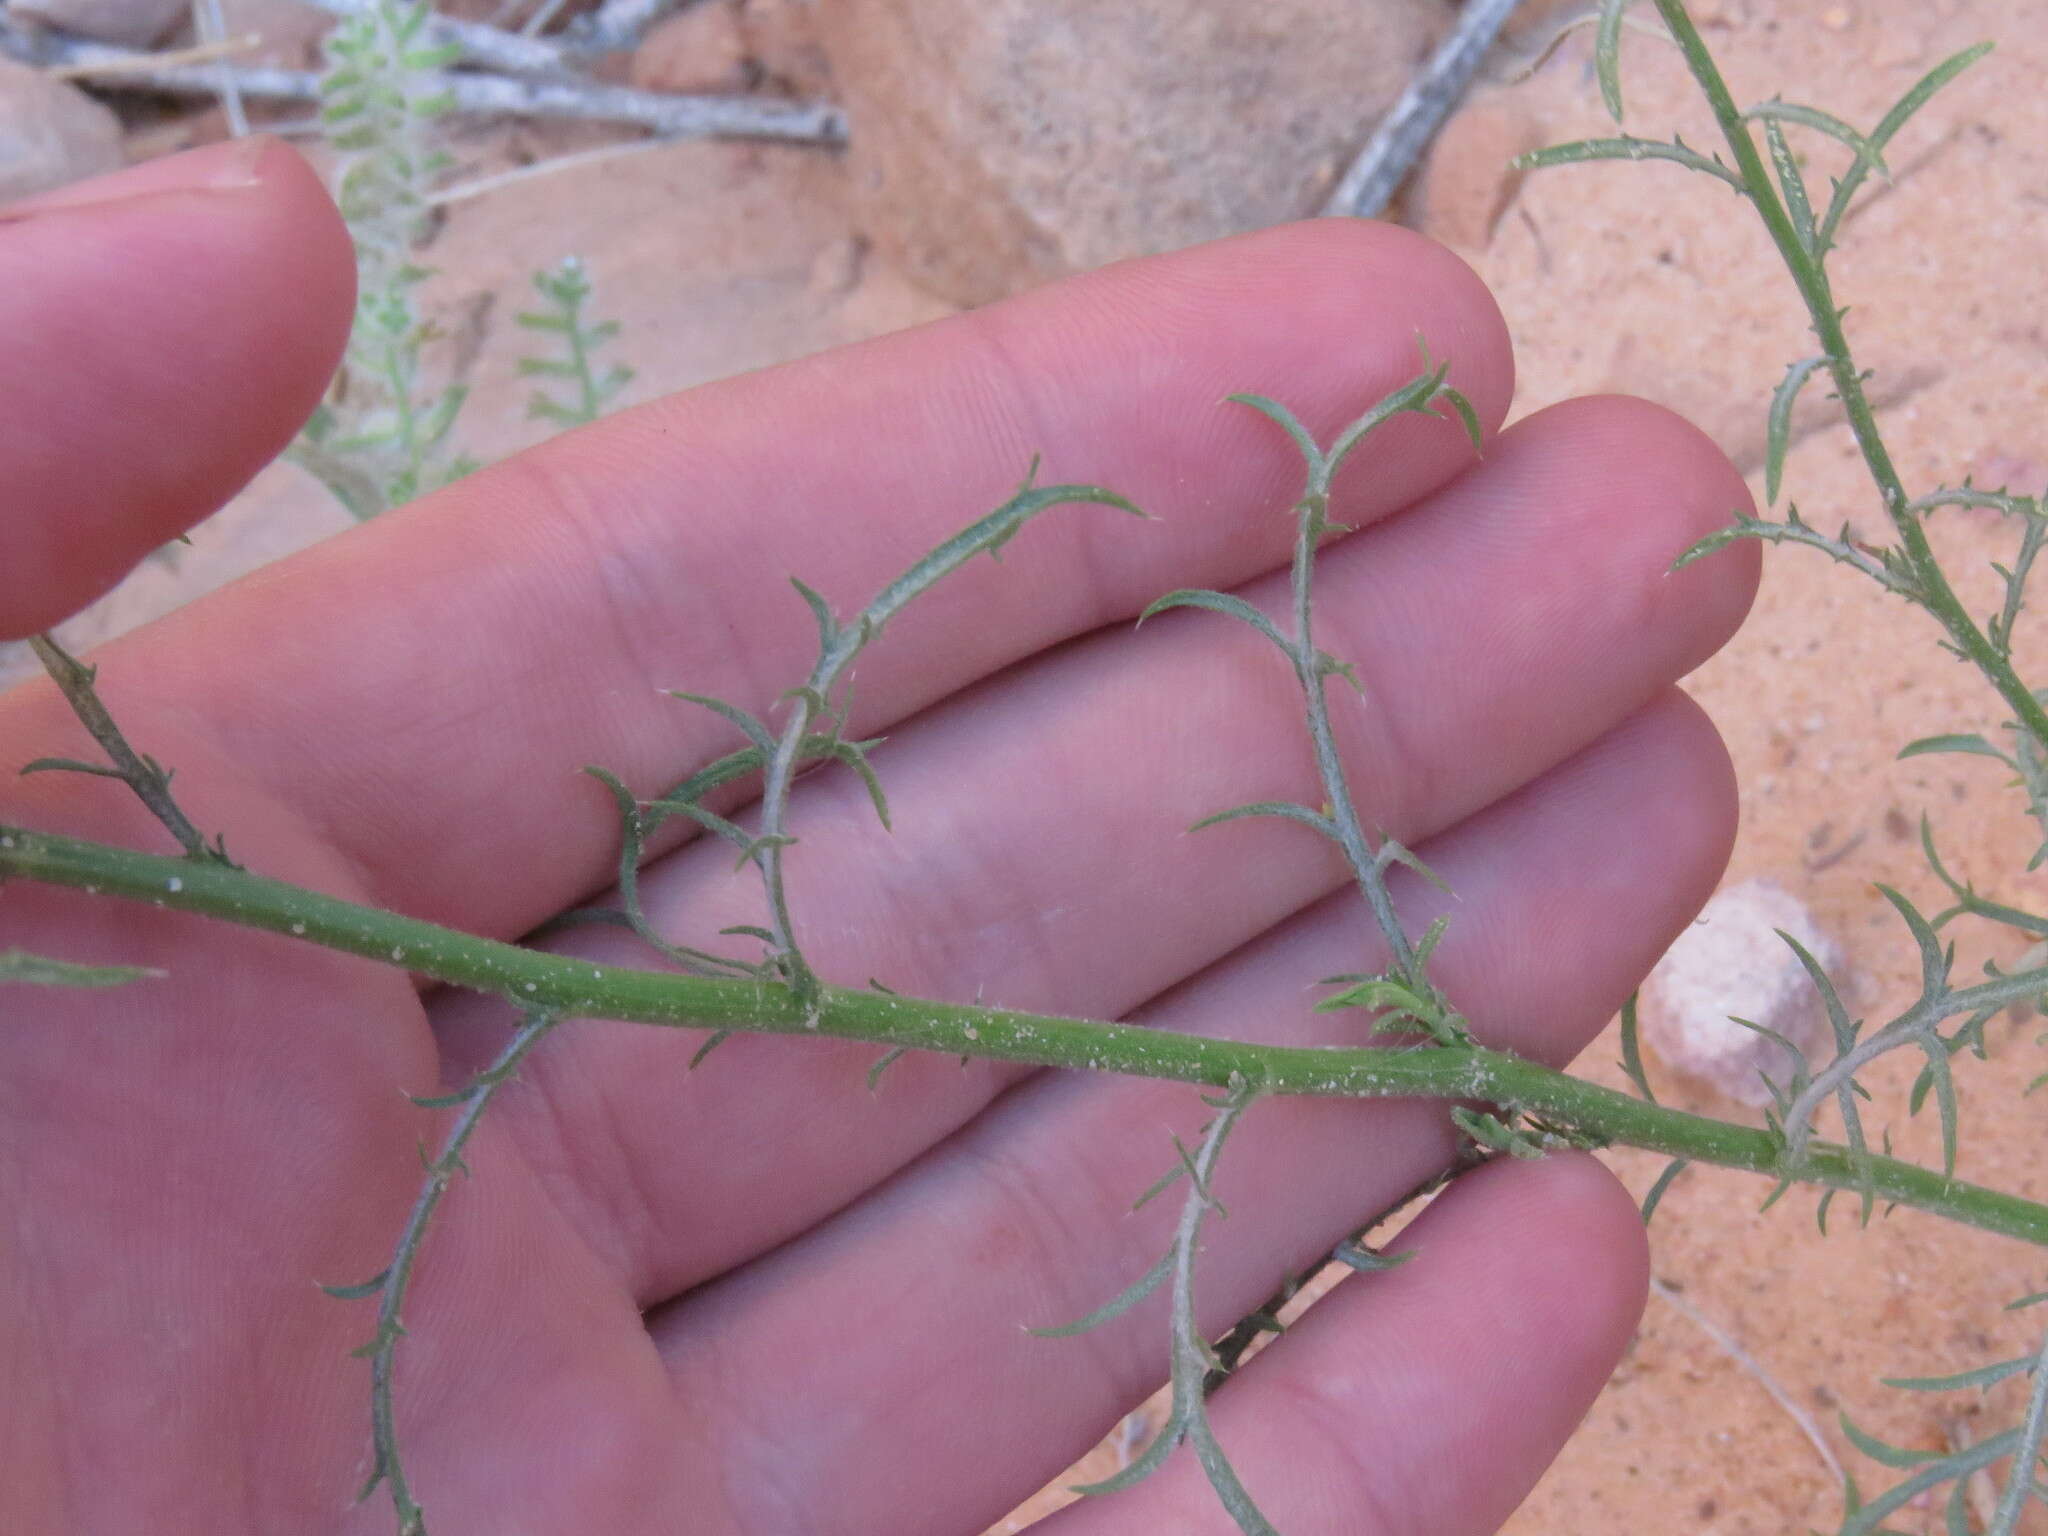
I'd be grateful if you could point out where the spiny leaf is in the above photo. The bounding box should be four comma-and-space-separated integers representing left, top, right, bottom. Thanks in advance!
790, 576, 838, 651
866, 1046, 909, 1092
1618, 992, 1657, 1104
1189, 800, 1338, 840
319, 1269, 391, 1301
1877, 884, 1951, 994
1839, 1411, 1946, 1469
1779, 931, 1859, 1054
1374, 836, 1451, 893
1761, 118, 1816, 257
1314, 976, 1432, 1018
0, 950, 164, 988
1516, 135, 1746, 191
1324, 359, 1454, 479
18, 756, 124, 780
1030, 1250, 1174, 1338
1899, 732, 2017, 767
816, 738, 892, 831
1817, 42, 1992, 248
1138, 588, 1292, 656
1223, 393, 1324, 472
1764, 356, 1829, 504
1744, 100, 1889, 179
1071, 1411, 1185, 1497
1452, 1106, 1546, 1159
1595, 0, 1632, 121
667, 692, 778, 755
1333, 1240, 1414, 1273
1431, 384, 1485, 455
1882, 1356, 2033, 1394
406, 1087, 474, 1111
1185, 1415, 1283, 1536
1916, 1035, 1961, 1180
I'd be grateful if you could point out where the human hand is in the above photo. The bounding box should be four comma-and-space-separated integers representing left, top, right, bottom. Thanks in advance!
0, 138, 1757, 1534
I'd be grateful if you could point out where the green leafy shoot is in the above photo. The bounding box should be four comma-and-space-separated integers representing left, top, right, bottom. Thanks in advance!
517, 256, 635, 429
1838, 1320, 2048, 1536
0, 950, 164, 988
598, 463, 1142, 1006
321, 1008, 560, 1536
1147, 349, 1479, 1042
1039, 1078, 1277, 1534
24, 634, 235, 865
1617, 991, 1656, 1103
291, 0, 472, 519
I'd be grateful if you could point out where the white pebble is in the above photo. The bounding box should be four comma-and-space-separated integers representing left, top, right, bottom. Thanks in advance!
1640, 877, 1846, 1106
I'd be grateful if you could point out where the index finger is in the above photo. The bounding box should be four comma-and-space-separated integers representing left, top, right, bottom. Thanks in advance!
2, 219, 1514, 939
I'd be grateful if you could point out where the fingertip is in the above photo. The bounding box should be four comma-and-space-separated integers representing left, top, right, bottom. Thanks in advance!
0, 138, 355, 639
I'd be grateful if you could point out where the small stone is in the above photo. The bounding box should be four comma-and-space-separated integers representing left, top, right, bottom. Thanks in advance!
14, 0, 189, 47
630, 0, 753, 95
0, 60, 125, 204
1640, 878, 1846, 1107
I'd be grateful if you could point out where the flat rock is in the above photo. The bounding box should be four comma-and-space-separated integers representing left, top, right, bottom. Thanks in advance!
0, 59, 125, 204
815, 0, 1451, 306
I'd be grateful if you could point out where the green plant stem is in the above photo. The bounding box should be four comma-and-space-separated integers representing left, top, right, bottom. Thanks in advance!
9, 820, 2048, 1248
1652, 0, 2048, 754
339, 1008, 558, 1536
1291, 491, 1419, 986
27, 635, 218, 861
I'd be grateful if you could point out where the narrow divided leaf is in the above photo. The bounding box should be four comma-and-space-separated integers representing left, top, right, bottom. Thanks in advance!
1595, 0, 1632, 121
0, 950, 164, 988
1030, 1251, 1174, 1338
1765, 356, 1829, 504
1516, 136, 1746, 192
1138, 588, 1293, 656
1189, 801, 1339, 841
1618, 991, 1657, 1104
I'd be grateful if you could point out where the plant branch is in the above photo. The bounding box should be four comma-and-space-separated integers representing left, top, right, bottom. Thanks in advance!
8, 821, 2048, 1248
1650, 0, 2048, 753
24, 635, 230, 864
0, 18, 847, 143
321, 1008, 559, 1536
1320, 0, 1521, 218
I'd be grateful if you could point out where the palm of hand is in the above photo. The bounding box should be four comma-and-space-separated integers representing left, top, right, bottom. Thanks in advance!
0, 141, 1755, 1535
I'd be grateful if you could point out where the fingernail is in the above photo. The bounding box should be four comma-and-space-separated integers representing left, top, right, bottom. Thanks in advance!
0, 136, 278, 223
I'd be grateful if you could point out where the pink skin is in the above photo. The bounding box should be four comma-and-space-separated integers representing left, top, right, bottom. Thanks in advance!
0, 142, 1757, 1534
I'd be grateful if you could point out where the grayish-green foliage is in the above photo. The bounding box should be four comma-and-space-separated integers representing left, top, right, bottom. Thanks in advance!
1528, 4, 2048, 1527
291, 2, 634, 519
292, 0, 473, 518
517, 256, 635, 429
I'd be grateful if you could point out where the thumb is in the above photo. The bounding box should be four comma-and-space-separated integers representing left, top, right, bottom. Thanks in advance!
0, 137, 355, 640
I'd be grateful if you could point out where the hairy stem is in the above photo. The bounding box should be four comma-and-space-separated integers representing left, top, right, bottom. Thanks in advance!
1653, 0, 2048, 754
329, 1008, 560, 1535
8, 822, 2048, 1248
